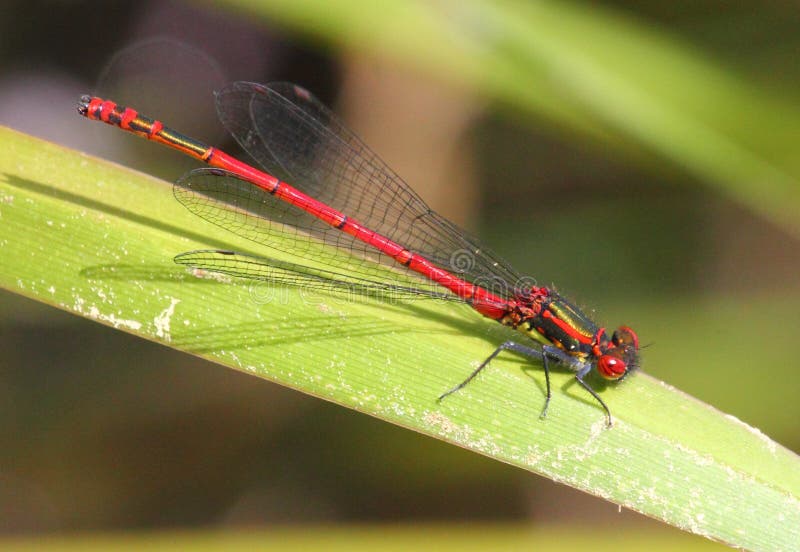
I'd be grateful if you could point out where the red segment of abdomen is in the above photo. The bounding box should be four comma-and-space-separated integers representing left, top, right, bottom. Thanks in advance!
208, 149, 507, 308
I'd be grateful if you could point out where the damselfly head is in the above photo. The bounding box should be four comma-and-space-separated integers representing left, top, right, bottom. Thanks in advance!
596, 326, 639, 380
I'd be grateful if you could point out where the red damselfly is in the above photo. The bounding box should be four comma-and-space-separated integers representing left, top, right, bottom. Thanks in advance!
78, 82, 639, 426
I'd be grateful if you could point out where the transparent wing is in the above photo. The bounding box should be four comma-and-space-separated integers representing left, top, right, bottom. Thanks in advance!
212, 81, 524, 298
175, 168, 460, 297
174, 249, 462, 302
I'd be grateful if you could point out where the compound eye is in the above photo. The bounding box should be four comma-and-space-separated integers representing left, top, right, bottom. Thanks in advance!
597, 355, 627, 380
612, 326, 639, 349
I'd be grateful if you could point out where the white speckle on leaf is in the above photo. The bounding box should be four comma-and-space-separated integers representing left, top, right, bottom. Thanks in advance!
154, 297, 180, 341
85, 305, 142, 331
226, 352, 241, 367
723, 413, 777, 454
188, 267, 232, 283
424, 410, 456, 434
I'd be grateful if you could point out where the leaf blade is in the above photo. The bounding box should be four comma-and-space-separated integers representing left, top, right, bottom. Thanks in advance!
1, 127, 798, 550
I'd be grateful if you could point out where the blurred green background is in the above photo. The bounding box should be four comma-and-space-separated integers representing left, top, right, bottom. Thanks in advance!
0, 0, 798, 548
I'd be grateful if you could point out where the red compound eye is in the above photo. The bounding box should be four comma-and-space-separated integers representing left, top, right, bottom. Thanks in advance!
597, 355, 627, 380
613, 326, 639, 349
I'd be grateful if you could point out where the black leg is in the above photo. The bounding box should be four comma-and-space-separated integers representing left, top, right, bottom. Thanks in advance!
438, 340, 546, 402
540, 353, 552, 419
440, 341, 614, 427
440, 341, 559, 420
574, 364, 613, 428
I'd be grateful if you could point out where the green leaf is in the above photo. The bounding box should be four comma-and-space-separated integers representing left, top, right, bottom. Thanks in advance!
1, 126, 798, 550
